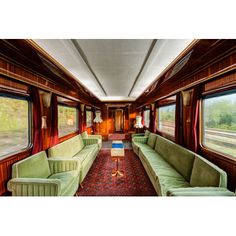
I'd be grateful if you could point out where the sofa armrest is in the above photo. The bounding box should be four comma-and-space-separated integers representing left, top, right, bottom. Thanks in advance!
131, 133, 144, 139
48, 158, 81, 174
83, 138, 99, 146
7, 178, 61, 196
133, 136, 148, 144
88, 134, 102, 140
167, 187, 235, 196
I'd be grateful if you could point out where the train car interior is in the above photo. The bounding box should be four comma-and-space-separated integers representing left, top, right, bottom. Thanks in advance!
1, 38, 236, 197
1, 2, 236, 236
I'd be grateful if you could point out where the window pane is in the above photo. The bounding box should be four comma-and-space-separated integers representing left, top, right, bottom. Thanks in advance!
86, 111, 93, 127
143, 110, 150, 128
203, 92, 236, 158
158, 104, 176, 136
0, 96, 29, 158
58, 105, 78, 137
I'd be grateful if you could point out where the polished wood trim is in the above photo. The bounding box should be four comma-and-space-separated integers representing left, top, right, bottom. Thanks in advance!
135, 39, 199, 101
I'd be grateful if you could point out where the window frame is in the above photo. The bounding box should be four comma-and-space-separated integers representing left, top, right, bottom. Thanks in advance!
156, 103, 176, 141
0, 92, 32, 160
200, 89, 236, 161
57, 104, 79, 138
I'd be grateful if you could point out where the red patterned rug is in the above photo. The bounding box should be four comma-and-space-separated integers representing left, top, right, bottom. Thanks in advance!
108, 133, 126, 140
77, 149, 157, 196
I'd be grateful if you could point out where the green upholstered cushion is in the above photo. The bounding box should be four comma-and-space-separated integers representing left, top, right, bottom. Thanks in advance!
155, 135, 171, 160
81, 131, 88, 138
74, 144, 98, 163
190, 155, 227, 187
12, 151, 51, 179
155, 135, 194, 181
167, 187, 235, 196
48, 134, 85, 158
48, 170, 79, 195
144, 130, 151, 137
165, 141, 195, 181
147, 133, 157, 149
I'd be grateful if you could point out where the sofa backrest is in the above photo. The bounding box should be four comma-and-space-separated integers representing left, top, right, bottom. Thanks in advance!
12, 151, 51, 178
81, 131, 88, 138
190, 154, 227, 187
155, 135, 195, 181
147, 133, 157, 148
48, 134, 85, 158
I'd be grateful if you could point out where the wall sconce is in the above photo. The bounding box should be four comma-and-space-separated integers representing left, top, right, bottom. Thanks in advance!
42, 92, 52, 108
41, 116, 47, 129
181, 90, 191, 106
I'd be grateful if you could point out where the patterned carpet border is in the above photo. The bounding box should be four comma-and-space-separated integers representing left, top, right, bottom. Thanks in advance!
77, 149, 157, 196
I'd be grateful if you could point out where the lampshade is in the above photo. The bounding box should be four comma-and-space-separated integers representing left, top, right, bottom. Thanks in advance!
93, 111, 103, 123
134, 115, 143, 128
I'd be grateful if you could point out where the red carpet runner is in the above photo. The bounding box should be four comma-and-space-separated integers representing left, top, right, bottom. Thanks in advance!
77, 149, 157, 196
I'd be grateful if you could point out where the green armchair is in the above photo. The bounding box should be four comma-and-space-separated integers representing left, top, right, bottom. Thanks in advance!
7, 151, 81, 196
82, 131, 102, 149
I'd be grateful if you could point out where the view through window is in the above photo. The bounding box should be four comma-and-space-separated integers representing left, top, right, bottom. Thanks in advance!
158, 104, 176, 136
58, 105, 78, 137
143, 110, 150, 128
202, 91, 236, 158
0, 95, 30, 158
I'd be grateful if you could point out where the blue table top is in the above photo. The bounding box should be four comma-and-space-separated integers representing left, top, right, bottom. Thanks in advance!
112, 143, 124, 148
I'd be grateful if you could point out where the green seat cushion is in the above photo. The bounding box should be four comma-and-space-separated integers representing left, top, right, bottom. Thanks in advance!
73, 144, 98, 163
48, 170, 79, 195
155, 135, 195, 181
158, 175, 190, 196
167, 187, 235, 196
190, 155, 227, 187
147, 133, 157, 149
12, 151, 50, 178
48, 135, 85, 158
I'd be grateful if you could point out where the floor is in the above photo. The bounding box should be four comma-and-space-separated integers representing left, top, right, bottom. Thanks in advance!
77, 146, 157, 196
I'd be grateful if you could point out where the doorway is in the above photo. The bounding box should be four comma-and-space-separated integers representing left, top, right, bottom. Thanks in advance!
114, 109, 124, 132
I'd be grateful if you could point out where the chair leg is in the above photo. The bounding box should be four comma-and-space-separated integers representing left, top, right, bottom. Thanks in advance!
80, 183, 84, 189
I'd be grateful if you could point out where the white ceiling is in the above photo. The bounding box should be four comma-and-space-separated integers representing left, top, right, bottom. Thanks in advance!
33, 39, 193, 101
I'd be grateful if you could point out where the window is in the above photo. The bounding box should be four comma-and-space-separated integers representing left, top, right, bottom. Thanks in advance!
202, 91, 236, 159
143, 110, 150, 128
58, 105, 78, 137
0, 95, 31, 159
86, 110, 93, 127
157, 104, 176, 136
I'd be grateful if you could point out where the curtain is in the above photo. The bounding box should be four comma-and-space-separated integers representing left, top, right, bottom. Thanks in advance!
175, 92, 183, 145
49, 94, 59, 147
189, 86, 201, 152
153, 103, 157, 133
78, 104, 83, 133
31, 87, 43, 154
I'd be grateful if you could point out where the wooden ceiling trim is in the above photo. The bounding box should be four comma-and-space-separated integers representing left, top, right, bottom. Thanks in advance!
0, 57, 99, 108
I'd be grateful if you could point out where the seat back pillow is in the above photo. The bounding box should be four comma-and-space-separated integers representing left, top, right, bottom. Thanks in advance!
147, 133, 157, 148
190, 155, 227, 187
12, 151, 51, 178
144, 130, 151, 137
48, 135, 85, 158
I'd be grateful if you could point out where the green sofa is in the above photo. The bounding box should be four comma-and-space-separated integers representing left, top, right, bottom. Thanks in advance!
81, 131, 102, 149
131, 130, 150, 141
48, 134, 99, 183
7, 151, 80, 196
132, 133, 232, 196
